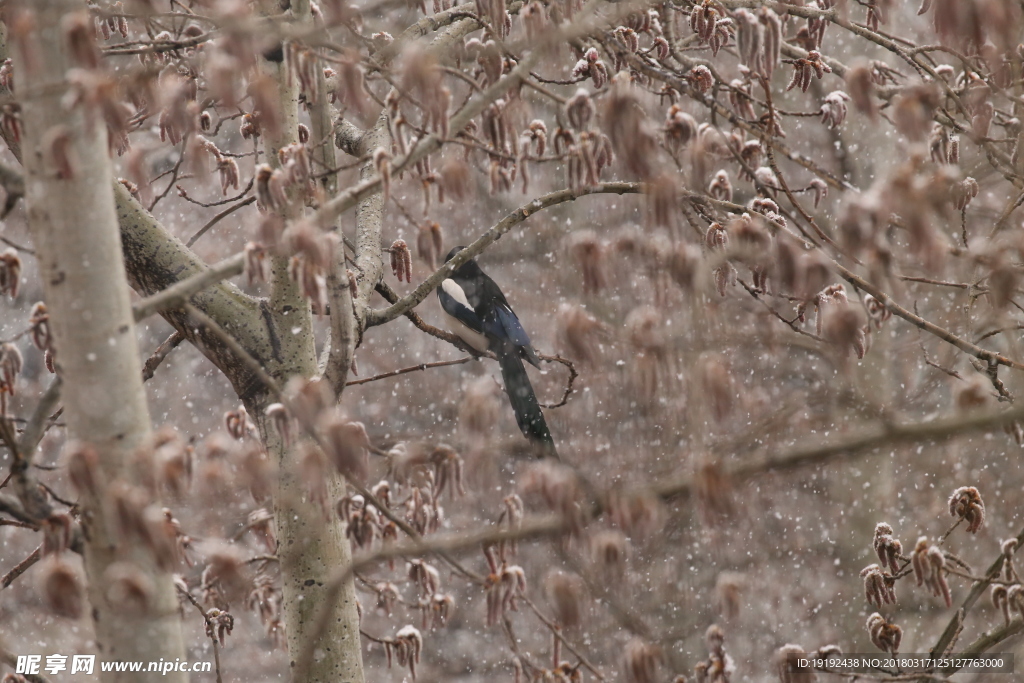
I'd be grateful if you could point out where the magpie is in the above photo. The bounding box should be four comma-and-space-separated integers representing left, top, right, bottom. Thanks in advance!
437, 246, 558, 459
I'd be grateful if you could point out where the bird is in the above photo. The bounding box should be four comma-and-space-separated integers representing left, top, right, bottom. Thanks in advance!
437, 246, 558, 458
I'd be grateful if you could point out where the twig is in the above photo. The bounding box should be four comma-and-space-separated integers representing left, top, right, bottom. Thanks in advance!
374, 280, 492, 356
0, 518, 36, 528
294, 517, 569, 682
345, 357, 475, 386
521, 596, 606, 681
175, 583, 224, 683
922, 349, 963, 380
343, 354, 576, 410
182, 304, 283, 397
931, 525, 1024, 658
148, 139, 189, 212
186, 195, 257, 247
938, 518, 963, 545
103, 29, 215, 56
900, 276, 983, 290
366, 183, 644, 327
178, 177, 254, 209
843, 268, 1024, 373
142, 331, 186, 381
757, 75, 852, 260
0, 639, 51, 682
941, 617, 1024, 675
133, 253, 246, 321
537, 355, 578, 409
0, 235, 34, 255
738, 278, 824, 340
1, 544, 42, 590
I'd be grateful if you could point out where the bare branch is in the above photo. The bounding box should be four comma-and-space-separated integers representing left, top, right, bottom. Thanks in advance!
1, 544, 42, 590
943, 618, 1024, 674
294, 516, 569, 682
186, 196, 256, 248
931, 526, 1024, 658
0, 638, 50, 682
133, 253, 246, 322
142, 330, 186, 382
366, 182, 643, 327
0, 157, 24, 217
374, 280, 489, 355
16, 378, 62, 463
537, 355, 578, 409
345, 357, 474, 386
334, 117, 366, 157
312, 50, 541, 232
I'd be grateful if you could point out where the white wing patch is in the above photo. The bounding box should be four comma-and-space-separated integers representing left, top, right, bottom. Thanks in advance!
442, 279, 473, 310
441, 279, 490, 353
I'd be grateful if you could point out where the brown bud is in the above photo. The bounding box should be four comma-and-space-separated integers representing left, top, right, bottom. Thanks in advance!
0, 249, 22, 298
590, 530, 630, 572
845, 63, 877, 120
104, 561, 156, 616
66, 442, 101, 498
390, 239, 412, 283
318, 409, 371, 482
708, 170, 733, 201
866, 613, 902, 654
860, 564, 896, 606
623, 639, 662, 683
565, 230, 606, 293
948, 485, 985, 533
775, 644, 815, 683
264, 403, 293, 447
38, 558, 84, 619
872, 522, 903, 574
42, 125, 77, 180
715, 572, 744, 620
544, 571, 584, 629
62, 12, 100, 70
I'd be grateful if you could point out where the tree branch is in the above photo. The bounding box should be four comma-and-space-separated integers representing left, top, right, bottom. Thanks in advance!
374, 280, 488, 354
294, 515, 569, 682
0, 638, 50, 683
132, 253, 246, 321
366, 182, 643, 327
334, 117, 365, 157
0, 544, 42, 590
0, 378, 61, 522
942, 618, 1024, 675
344, 357, 474, 386
931, 525, 1024, 658
185, 195, 256, 247
142, 331, 186, 382
312, 50, 541, 231
0, 157, 24, 217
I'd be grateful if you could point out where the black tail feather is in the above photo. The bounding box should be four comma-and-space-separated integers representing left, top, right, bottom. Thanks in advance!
497, 349, 559, 459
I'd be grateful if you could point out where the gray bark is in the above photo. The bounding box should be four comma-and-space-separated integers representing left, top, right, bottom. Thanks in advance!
257, 4, 366, 678
13, 1, 187, 680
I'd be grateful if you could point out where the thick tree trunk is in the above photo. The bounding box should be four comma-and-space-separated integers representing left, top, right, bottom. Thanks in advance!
13, 1, 187, 680
255, 6, 366, 678
248, 394, 364, 683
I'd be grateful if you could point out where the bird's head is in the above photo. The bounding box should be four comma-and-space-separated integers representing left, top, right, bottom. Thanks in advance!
444, 246, 486, 279
444, 246, 468, 263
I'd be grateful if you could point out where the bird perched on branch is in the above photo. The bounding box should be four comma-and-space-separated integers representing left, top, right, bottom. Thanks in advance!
437, 246, 558, 459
